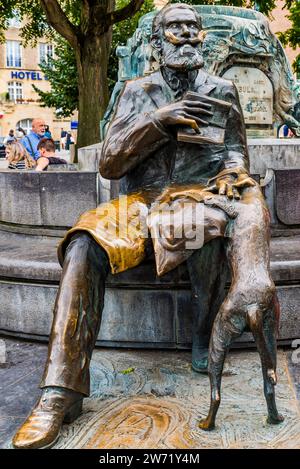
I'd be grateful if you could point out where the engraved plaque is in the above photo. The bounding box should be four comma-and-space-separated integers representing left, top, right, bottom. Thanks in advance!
222, 66, 273, 125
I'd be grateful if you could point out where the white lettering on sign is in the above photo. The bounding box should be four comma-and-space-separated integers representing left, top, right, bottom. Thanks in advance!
222, 67, 273, 125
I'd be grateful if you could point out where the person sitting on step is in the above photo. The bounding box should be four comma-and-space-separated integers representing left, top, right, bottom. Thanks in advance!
35, 138, 67, 172
5, 141, 36, 170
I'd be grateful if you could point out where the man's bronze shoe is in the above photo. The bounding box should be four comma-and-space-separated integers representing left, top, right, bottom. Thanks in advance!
192, 345, 209, 373
12, 387, 83, 449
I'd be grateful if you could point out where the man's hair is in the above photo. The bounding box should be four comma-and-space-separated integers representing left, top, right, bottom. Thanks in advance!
152, 3, 201, 42
7, 141, 35, 169
37, 138, 56, 153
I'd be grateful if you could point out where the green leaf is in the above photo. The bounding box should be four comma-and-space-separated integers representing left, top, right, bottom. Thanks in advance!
120, 367, 135, 375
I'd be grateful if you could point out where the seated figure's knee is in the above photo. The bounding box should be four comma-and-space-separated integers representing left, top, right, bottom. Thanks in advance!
218, 300, 232, 319
65, 232, 94, 259
64, 232, 108, 272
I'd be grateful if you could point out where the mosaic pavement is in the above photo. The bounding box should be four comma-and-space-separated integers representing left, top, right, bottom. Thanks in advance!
1, 339, 299, 449
55, 349, 300, 449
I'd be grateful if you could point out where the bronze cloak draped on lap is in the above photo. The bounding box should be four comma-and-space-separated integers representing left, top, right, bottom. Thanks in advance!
57, 184, 231, 277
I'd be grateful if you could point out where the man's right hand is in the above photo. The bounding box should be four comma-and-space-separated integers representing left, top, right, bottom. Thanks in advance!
154, 99, 213, 133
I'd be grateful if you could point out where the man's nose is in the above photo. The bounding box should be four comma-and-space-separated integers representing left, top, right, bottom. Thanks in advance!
181, 24, 191, 37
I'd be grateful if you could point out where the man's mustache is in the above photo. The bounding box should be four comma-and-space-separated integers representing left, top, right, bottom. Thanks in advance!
164, 41, 203, 58
165, 31, 202, 46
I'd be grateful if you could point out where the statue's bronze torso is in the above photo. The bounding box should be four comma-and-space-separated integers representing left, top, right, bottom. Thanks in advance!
102, 69, 249, 194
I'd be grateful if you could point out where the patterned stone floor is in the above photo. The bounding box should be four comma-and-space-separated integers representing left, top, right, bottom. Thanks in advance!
1, 337, 300, 449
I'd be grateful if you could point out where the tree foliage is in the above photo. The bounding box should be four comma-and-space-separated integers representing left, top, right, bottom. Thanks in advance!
169, 0, 276, 16
109, 0, 154, 91
30, 0, 154, 116
277, 1, 300, 74
32, 36, 78, 117
0, 1, 148, 149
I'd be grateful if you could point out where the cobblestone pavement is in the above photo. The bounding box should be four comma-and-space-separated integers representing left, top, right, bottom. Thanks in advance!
0, 336, 299, 449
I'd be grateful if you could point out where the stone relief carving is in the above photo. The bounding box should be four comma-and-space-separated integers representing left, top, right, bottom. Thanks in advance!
101, 5, 299, 138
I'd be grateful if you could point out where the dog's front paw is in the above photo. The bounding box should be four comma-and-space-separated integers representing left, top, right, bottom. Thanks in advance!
203, 195, 238, 219
198, 418, 215, 431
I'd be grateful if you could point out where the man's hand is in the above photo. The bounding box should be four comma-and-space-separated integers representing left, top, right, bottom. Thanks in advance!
154, 98, 213, 133
204, 173, 256, 200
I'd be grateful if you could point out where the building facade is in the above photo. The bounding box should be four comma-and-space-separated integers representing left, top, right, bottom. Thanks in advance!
0, 18, 72, 141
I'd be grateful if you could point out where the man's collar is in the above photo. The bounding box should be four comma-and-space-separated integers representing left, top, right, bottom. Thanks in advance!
161, 66, 199, 97
30, 131, 43, 139
194, 68, 209, 88
141, 68, 216, 108
160, 67, 213, 97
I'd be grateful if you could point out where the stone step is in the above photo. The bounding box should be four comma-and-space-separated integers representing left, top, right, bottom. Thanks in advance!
0, 230, 300, 285
0, 229, 299, 347
0, 170, 99, 228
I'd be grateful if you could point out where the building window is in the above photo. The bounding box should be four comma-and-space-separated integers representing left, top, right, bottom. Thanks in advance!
39, 43, 54, 65
8, 17, 21, 28
16, 119, 32, 135
8, 82, 23, 102
6, 41, 22, 67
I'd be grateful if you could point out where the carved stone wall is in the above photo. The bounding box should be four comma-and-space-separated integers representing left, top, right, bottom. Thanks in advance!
101, 5, 300, 138
223, 66, 273, 127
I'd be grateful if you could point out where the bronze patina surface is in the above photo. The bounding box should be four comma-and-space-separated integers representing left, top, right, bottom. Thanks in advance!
13, 3, 283, 450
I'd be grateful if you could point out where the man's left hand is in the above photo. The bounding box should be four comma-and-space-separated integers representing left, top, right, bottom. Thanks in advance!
204, 173, 256, 200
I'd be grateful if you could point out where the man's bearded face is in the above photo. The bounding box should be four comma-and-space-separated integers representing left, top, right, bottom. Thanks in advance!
159, 8, 204, 71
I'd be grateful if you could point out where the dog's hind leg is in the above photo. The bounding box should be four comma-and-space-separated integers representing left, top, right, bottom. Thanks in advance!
198, 329, 226, 430
199, 305, 244, 431
247, 304, 284, 425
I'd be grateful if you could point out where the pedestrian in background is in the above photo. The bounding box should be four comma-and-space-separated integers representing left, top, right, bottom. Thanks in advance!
20, 118, 46, 160
5, 142, 35, 170
17, 127, 26, 137
44, 125, 52, 138
35, 138, 67, 171
4, 129, 16, 145
65, 131, 72, 150
60, 128, 67, 150
15, 128, 26, 140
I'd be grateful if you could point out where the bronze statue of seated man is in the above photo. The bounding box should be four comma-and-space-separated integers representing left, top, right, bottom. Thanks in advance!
13, 3, 282, 449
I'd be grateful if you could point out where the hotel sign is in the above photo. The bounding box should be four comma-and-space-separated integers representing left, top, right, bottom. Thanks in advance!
11, 71, 46, 80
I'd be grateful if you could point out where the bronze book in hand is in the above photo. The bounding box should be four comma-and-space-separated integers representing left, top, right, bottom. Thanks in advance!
177, 91, 232, 145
